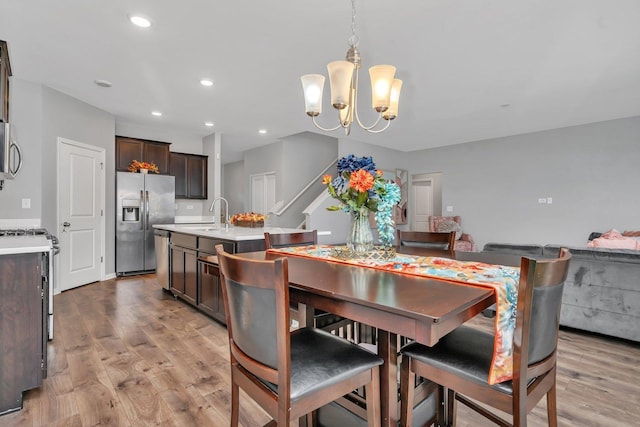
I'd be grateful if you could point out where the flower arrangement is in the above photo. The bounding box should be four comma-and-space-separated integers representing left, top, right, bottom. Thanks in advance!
128, 160, 159, 174
322, 155, 401, 247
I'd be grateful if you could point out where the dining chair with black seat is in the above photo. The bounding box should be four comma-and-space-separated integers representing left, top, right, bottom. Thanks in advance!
396, 230, 456, 257
399, 248, 572, 427
216, 244, 384, 427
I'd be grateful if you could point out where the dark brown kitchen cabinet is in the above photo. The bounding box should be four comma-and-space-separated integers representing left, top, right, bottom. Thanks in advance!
115, 136, 171, 174
169, 233, 197, 305
168, 231, 266, 324
0, 252, 46, 415
0, 40, 11, 123
169, 152, 208, 199
196, 237, 235, 324
198, 261, 225, 323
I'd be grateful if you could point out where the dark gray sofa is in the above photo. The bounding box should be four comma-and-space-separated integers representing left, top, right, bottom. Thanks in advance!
483, 243, 640, 343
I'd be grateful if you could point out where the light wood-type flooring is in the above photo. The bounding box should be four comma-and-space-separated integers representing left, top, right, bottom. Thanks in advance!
1, 274, 638, 426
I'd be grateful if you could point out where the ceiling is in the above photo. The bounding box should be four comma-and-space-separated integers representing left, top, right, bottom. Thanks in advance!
1, 0, 639, 160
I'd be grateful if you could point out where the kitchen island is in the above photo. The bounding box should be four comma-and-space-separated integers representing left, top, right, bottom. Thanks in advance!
153, 224, 322, 324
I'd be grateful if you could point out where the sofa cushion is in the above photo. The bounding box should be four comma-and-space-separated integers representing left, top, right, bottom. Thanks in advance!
587, 229, 640, 250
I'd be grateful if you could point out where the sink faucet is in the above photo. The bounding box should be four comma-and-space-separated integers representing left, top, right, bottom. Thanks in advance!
209, 197, 230, 229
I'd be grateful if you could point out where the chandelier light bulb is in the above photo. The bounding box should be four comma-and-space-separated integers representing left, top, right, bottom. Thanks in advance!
301, 74, 325, 116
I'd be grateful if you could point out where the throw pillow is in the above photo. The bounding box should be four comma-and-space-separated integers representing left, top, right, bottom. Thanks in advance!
437, 219, 462, 240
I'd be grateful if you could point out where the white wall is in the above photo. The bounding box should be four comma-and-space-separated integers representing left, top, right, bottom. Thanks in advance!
405, 116, 640, 249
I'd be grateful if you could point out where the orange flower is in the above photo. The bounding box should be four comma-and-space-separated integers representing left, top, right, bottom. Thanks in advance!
376, 169, 383, 177
322, 174, 333, 185
349, 169, 375, 193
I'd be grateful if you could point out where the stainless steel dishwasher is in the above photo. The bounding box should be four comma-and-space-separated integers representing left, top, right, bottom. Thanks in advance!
154, 229, 170, 290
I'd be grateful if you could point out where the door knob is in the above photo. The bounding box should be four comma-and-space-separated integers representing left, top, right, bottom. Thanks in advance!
63, 222, 71, 227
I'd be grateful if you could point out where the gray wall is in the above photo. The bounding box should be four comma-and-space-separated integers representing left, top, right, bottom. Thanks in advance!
243, 140, 282, 210
278, 132, 338, 226
223, 160, 244, 217
405, 116, 640, 249
1, 79, 42, 223
240, 132, 338, 227
41, 85, 116, 272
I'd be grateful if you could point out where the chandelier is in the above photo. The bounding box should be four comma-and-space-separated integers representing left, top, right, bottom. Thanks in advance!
301, 0, 402, 135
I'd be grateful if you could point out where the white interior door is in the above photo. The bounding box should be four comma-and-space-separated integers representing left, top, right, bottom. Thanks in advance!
251, 172, 276, 213
411, 179, 434, 231
58, 139, 104, 291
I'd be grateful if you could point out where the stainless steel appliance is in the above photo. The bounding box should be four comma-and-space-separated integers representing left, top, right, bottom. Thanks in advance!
116, 171, 175, 275
154, 228, 170, 289
0, 122, 22, 180
0, 228, 57, 340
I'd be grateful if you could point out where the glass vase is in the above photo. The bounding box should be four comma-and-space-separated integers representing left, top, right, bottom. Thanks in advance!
347, 208, 374, 257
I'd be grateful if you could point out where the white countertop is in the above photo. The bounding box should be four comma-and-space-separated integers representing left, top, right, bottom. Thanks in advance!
0, 235, 51, 255
154, 223, 329, 241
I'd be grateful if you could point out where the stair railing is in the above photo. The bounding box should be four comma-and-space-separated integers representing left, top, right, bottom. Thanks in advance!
272, 157, 338, 217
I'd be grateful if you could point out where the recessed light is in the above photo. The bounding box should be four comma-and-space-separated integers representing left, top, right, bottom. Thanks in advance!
204, 122, 214, 127
200, 79, 214, 87
94, 79, 112, 88
258, 129, 267, 134
151, 111, 162, 117
129, 15, 151, 28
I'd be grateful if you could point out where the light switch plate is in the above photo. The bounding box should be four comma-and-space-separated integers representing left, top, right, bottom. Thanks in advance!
22, 198, 31, 209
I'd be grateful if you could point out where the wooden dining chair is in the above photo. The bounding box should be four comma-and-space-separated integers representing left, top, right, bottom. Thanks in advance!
399, 248, 571, 427
397, 230, 456, 257
216, 245, 383, 426
264, 230, 318, 250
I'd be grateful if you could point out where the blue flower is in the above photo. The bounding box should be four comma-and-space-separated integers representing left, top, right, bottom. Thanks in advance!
337, 155, 377, 175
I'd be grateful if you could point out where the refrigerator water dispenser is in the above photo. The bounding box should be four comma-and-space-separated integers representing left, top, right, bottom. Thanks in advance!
122, 200, 140, 221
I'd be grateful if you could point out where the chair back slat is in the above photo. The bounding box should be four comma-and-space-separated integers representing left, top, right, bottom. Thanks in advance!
264, 230, 318, 249
225, 278, 278, 368
517, 248, 571, 373
528, 283, 564, 364
397, 230, 456, 256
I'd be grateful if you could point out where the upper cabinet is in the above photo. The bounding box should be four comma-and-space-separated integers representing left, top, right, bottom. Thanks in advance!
116, 136, 171, 174
0, 40, 12, 123
170, 152, 208, 199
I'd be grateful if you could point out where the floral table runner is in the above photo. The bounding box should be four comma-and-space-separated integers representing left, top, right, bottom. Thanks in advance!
268, 245, 520, 385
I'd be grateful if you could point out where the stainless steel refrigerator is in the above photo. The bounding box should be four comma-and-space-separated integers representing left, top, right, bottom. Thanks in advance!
116, 171, 175, 275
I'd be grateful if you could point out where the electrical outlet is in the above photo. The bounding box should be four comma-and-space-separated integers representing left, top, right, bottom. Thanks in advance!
22, 198, 31, 209
538, 198, 547, 204
446, 205, 453, 212
547, 197, 553, 204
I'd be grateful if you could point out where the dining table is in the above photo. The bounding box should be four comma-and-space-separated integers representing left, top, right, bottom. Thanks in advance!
231, 248, 498, 427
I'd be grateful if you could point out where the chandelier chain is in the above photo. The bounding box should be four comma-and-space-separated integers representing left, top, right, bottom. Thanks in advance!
348, 0, 359, 47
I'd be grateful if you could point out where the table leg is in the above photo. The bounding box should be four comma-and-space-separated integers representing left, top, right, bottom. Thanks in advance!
378, 330, 398, 427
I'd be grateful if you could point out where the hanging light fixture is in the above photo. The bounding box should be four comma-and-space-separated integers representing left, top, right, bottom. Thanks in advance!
301, 0, 403, 135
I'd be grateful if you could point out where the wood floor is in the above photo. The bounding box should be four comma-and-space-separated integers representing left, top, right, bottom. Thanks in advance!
1, 274, 638, 426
